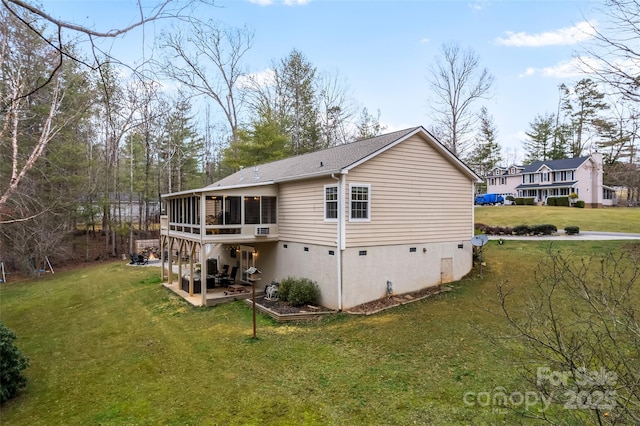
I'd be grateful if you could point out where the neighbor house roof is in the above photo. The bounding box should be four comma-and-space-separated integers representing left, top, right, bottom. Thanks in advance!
520, 156, 590, 173
164, 126, 481, 197
516, 181, 578, 190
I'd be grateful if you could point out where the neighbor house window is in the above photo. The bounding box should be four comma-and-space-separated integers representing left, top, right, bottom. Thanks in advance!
350, 184, 370, 221
324, 185, 338, 221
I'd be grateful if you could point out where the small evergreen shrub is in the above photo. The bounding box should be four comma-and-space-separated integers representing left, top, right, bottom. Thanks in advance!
546, 197, 557, 206
506, 195, 515, 202
513, 224, 532, 235
281, 277, 320, 306
531, 224, 557, 235
514, 197, 535, 205
557, 197, 570, 207
565, 226, 580, 235
575, 200, 585, 208
0, 321, 29, 403
277, 277, 295, 301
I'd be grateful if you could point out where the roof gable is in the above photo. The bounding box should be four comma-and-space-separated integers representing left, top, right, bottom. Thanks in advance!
199, 127, 480, 191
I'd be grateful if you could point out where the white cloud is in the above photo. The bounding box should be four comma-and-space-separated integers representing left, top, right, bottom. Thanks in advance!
249, 0, 274, 5
420, 37, 430, 44
518, 55, 640, 82
468, 1, 491, 11
518, 57, 588, 79
237, 68, 276, 89
495, 21, 596, 47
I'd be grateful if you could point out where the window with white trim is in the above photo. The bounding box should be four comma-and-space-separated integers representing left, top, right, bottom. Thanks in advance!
349, 184, 370, 221
324, 185, 338, 221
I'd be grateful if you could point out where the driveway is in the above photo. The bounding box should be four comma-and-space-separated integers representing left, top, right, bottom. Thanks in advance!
487, 231, 640, 241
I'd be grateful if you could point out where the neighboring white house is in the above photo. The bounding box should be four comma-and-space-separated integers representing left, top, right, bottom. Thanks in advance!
485, 153, 616, 207
160, 127, 482, 310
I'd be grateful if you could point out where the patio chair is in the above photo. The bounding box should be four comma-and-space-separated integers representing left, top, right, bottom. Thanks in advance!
219, 266, 238, 287
216, 264, 229, 279
137, 253, 149, 265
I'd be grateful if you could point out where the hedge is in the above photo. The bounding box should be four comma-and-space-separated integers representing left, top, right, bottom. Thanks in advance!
565, 226, 580, 235
557, 196, 570, 207
575, 200, 585, 208
514, 197, 535, 205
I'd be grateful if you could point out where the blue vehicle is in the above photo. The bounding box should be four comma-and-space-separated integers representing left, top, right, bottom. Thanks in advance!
475, 193, 504, 205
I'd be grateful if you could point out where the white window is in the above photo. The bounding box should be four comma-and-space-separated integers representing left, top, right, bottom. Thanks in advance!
324, 185, 338, 221
349, 184, 370, 222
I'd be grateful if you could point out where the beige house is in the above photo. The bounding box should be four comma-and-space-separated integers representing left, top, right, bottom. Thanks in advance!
160, 127, 481, 310
485, 153, 616, 207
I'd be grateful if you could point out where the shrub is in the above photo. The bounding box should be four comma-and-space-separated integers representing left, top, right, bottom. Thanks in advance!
546, 197, 557, 206
512, 224, 531, 235
277, 277, 295, 301
0, 321, 29, 403
281, 277, 320, 306
474, 223, 488, 233
506, 195, 515, 201
569, 192, 579, 199
575, 200, 585, 208
565, 226, 580, 235
531, 224, 557, 235
556, 196, 570, 207
514, 197, 535, 205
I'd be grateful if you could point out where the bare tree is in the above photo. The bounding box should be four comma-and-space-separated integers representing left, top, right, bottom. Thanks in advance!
317, 71, 357, 146
496, 246, 640, 424
428, 42, 494, 156
159, 20, 254, 145
0, 0, 210, 104
580, 0, 640, 103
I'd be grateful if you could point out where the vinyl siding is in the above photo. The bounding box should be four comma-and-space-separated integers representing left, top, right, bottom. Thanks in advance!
345, 134, 473, 246
278, 177, 338, 245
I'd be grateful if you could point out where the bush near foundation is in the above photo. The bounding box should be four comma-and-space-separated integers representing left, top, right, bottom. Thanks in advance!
278, 277, 320, 306
0, 321, 29, 403
575, 200, 585, 208
514, 197, 535, 205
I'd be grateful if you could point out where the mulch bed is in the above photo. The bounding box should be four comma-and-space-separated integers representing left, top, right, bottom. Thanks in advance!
346, 285, 452, 315
256, 298, 334, 314
252, 285, 451, 319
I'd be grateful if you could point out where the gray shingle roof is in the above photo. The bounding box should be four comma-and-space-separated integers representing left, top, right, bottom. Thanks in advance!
521, 156, 590, 173
206, 127, 422, 189
163, 126, 480, 197
516, 181, 578, 190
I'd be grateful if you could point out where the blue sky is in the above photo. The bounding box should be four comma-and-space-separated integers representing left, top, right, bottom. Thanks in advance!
45, 0, 604, 161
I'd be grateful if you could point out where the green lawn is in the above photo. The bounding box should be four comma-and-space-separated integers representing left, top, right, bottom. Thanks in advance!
475, 205, 640, 233
0, 241, 635, 425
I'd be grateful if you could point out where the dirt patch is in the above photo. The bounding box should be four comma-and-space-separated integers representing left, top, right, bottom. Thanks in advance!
346, 285, 452, 314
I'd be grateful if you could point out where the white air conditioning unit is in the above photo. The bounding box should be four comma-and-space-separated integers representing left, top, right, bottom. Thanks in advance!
255, 227, 270, 236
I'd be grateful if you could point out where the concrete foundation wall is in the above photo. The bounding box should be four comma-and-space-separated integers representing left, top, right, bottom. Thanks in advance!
269, 240, 472, 310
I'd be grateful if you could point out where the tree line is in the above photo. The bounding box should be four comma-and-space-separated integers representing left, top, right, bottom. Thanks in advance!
1, 0, 638, 273
0, 5, 386, 272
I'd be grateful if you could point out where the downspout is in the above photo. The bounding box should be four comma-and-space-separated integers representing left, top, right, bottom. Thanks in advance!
200, 193, 206, 306
332, 173, 346, 311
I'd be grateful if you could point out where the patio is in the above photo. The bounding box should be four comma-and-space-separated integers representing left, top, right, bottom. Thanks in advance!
162, 281, 264, 307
